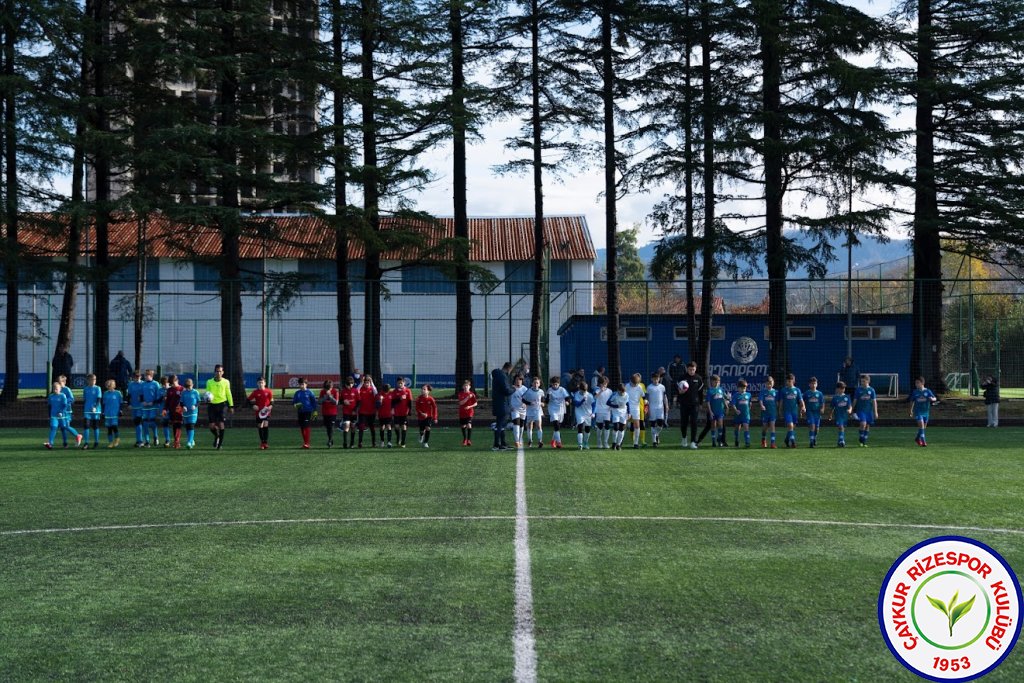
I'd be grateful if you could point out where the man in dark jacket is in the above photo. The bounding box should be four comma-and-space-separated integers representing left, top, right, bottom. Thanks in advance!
678, 361, 705, 449
491, 362, 514, 450
839, 357, 859, 396
981, 375, 1000, 427
108, 350, 133, 395
667, 355, 686, 408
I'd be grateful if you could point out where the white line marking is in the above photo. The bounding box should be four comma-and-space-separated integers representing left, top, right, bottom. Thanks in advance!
2, 515, 1021, 538
513, 446, 538, 683
531, 515, 1024, 536
0, 516, 513, 537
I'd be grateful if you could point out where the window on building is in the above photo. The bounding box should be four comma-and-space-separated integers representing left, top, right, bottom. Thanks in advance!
110, 259, 161, 292
504, 259, 571, 295
673, 326, 725, 340
845, 325, 896, 341
402, 264, 455, 294
763, 325, 817, 341
193, 260, 263, 292
297, 259, 365, 293
600, 326, 651, 341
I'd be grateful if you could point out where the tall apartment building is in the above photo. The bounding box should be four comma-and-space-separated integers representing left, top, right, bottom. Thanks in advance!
89, 0, 318, 209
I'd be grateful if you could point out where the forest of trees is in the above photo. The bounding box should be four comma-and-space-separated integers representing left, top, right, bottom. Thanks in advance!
1, 0, 1023, 400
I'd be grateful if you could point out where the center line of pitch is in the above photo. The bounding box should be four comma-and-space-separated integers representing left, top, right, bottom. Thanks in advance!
513, 445, 538, 683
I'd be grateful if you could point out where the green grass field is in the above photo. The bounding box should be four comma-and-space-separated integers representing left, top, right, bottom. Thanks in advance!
2, 425, 1023, 681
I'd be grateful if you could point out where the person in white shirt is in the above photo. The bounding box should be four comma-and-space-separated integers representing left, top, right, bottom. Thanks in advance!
645, 372, 669, 447
508, 375, 528, 448
606, 383, 629, 450
522, 377, 545, 448
572, 381, 595, 450
625, 373, 646, 449
546, 376, 570, 449
592, 375, 612, 448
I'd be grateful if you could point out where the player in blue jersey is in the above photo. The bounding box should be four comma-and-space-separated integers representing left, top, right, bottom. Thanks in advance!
45, 381, 78, 449
802, 377, 825, 448
730, 379, 752, 448
759, 376, 778, 448
705, 375, 728, 448
853, 374, 878, 446
81, 373, 103, 449
907, 376, 938, 447
127, 371, 146, 446
179, 378, 202, 449
101, 379, 124, 447
828, 381, 853, 447
780, 373, 805, 448
55, 375, 83, 448
140, 369, 162, 447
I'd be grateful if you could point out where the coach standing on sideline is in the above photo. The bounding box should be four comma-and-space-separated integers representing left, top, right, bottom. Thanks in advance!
491, 362, 514, 451
839, 357, 859, 397
678, 360, 705, 449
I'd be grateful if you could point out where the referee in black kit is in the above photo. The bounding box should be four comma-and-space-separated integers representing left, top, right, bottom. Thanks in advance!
678, 360, 705, 449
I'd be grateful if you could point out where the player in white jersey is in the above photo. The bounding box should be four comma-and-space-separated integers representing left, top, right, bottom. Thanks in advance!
546, 376, 571, 449
572, 381, 595, 450
508, 375, 528, 447
645, 372, 669, 447
592, 375, 612, 449
606, 383, 629, 450
522, 377, 545, 448
625, 374, 646, 448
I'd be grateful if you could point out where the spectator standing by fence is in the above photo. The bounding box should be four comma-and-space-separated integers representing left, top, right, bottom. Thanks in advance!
109, 351, 133, 395
839, 357, 859, 396
982, 375, 1000, 427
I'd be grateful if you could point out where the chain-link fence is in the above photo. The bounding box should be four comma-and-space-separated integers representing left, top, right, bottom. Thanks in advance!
4, 276, 1023, 394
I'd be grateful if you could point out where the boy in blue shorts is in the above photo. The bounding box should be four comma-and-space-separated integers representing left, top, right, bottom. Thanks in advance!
141, 369, 162, 447
907, 376, 938, 447
56, 375, 83, 448
82, 373, 103, 449
180, 378, 201, 449
803, 377, 824, 448
759, 376, 778, 448
780, 373, 805, 448
102, 379, 123, 447
45, 381, 81, 449
853, 374, 878, 446
828, 381, 852, 447
127, 371, 145, 446
730, 379, 752, 448
705, 375, 728, 447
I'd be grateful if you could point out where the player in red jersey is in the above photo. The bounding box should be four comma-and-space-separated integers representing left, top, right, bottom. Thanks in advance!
456, 379, 478, 446
163, 374, 185, 448
356, 374, 378, 447
319, 379, 340, 447
415, 384, 438, 448
376, 383, 394, 447
340, 376, 360, 449
247, 377, 274, 450
391, 377, 413, 448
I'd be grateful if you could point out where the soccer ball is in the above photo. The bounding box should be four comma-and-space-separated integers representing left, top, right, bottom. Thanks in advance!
677, 380, 690, 394
203, 391, 214, 403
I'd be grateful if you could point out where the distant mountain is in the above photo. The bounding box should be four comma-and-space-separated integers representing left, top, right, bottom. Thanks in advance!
594, 233, 910, 280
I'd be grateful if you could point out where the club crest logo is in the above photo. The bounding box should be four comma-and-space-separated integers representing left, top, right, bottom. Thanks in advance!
879, 536, 1021, 681
730, 336, 758, 364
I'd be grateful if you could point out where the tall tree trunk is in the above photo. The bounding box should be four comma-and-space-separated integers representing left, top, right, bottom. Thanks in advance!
90, 0, 112, 379
218, 0, 244, 402
528, 0, 544, 379
331, 0, 355, 379
132, 215, 146, 370
696, 0, 716, 376
601, 0, 621, 387
1, 4, 19, 403
759, 0, 788, 379
451, 0, 473, 385
360, 0, 382, 379
911, 0, 944, 390
53, 117, 85, 376
683, 0, 696, 354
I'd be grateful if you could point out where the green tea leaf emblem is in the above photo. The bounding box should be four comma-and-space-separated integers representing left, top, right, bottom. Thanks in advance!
928, 591, 976, 637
